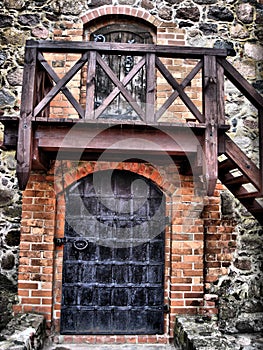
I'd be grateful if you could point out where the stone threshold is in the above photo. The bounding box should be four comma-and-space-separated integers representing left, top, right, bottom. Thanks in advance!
0, 313, 45, 350
174, 316, 263, 350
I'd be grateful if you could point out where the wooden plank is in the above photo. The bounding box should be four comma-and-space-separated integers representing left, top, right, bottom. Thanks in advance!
38, 52, 84, 118
85, 51, 97, 119
145, 53, 156, 123
35, 124, 202, 155
94, 57, 146, 119
96, 53, 145, 120
33, 51, 89, 118
155, 60, 203, 121
220, 172, 249, 186
30, 40, 227, 58
203, 55, 218, 195
16, 46, 38, 190
217, 60, 225, 126
225, 135, 261, 191
156, 57, 204, 123
218, 58, 263, 110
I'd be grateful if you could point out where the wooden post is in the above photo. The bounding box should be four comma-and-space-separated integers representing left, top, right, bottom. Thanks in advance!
217, 58, 226, 155
16, 42, 38, 190
145, 53, 156, 123
203, 55, 218, 196
85, 51, 97, 119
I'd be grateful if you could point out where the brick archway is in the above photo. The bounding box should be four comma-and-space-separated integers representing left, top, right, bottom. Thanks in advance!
54, 161, 176, 198
81, 6, 162, 28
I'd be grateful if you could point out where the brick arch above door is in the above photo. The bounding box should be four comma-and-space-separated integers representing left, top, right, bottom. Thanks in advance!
81, 6, 162, 28
54, 161, 177, 197
80, 5, 186, 46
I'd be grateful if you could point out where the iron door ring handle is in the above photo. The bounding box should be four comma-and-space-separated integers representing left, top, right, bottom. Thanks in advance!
73, 239, 89, 251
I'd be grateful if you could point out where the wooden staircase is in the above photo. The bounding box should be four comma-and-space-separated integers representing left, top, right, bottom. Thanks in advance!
216, 58, 263, 226
218, 135, 263, 225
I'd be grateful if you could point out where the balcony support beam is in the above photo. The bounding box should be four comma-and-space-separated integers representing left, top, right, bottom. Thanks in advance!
17, 46, 37, 190
203, 55, 218, 196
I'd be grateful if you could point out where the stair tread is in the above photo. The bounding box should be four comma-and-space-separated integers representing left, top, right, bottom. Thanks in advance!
219, 172, 250, 186
218, 158, 236, 171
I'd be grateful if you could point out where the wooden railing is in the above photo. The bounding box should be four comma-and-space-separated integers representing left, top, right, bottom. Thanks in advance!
15, 40, 263, 206
21, 40, 229, 122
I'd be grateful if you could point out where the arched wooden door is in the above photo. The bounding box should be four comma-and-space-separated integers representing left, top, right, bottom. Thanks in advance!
61, 170, 166, 335
89, 21, 154, 120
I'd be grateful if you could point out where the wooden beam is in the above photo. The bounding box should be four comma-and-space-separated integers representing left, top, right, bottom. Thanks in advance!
37, 52, 85, 118
96, 53, 145, 120
224, 135, 261, 191
34, 124, 203, 156
217, 60, 225, 126
155, 60, 203, 121
145, 53, 156, 123
203, 55, 218, 196
16, 46, 37, 190
33, 51, 89, 118
218, 57, 263, 110
27, 40, 227, 58
85, 51, 96, 119
156, 57, 204, 123
94, 57, 146, 119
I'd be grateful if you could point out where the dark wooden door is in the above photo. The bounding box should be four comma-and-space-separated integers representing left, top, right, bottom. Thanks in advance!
91, 24, 154, 120
61, 170, 165, 335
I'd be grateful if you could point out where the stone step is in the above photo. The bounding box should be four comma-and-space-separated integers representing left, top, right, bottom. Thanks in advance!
0, 313, 45, 350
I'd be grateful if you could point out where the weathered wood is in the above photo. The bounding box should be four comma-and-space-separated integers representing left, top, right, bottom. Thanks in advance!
203, 55, 218, 195
33, 51, 89, 118
17, 46, 38, 190
35, 68, 53, 120
94, 57, 146, 119
218, 57, 263, 110
96, 53, 145, 120
155, 60, 203, 121
27, 40, 227, 58
224, 135, 261, 191
85, 51, 97, 119
32, 138, 50, 170
145, 53, 156, 123
156, 57, 204, 123
35, 124, 203, 156
220, 172, 249, 186
37, 52, 85, 118
217, 61, 225, 126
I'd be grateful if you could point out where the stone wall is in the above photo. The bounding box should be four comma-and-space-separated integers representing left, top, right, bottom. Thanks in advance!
0, 0, 263, 336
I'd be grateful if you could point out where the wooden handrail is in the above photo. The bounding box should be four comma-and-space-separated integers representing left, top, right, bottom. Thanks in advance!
15, 39, 263, 196
217, 57, 263, 110
25, 39, 228, 57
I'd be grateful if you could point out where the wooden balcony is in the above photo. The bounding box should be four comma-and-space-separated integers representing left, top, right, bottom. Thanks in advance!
1, 40, 263, 224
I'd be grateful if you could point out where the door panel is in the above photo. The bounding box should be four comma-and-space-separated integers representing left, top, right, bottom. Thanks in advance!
61, 170, 165, 335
